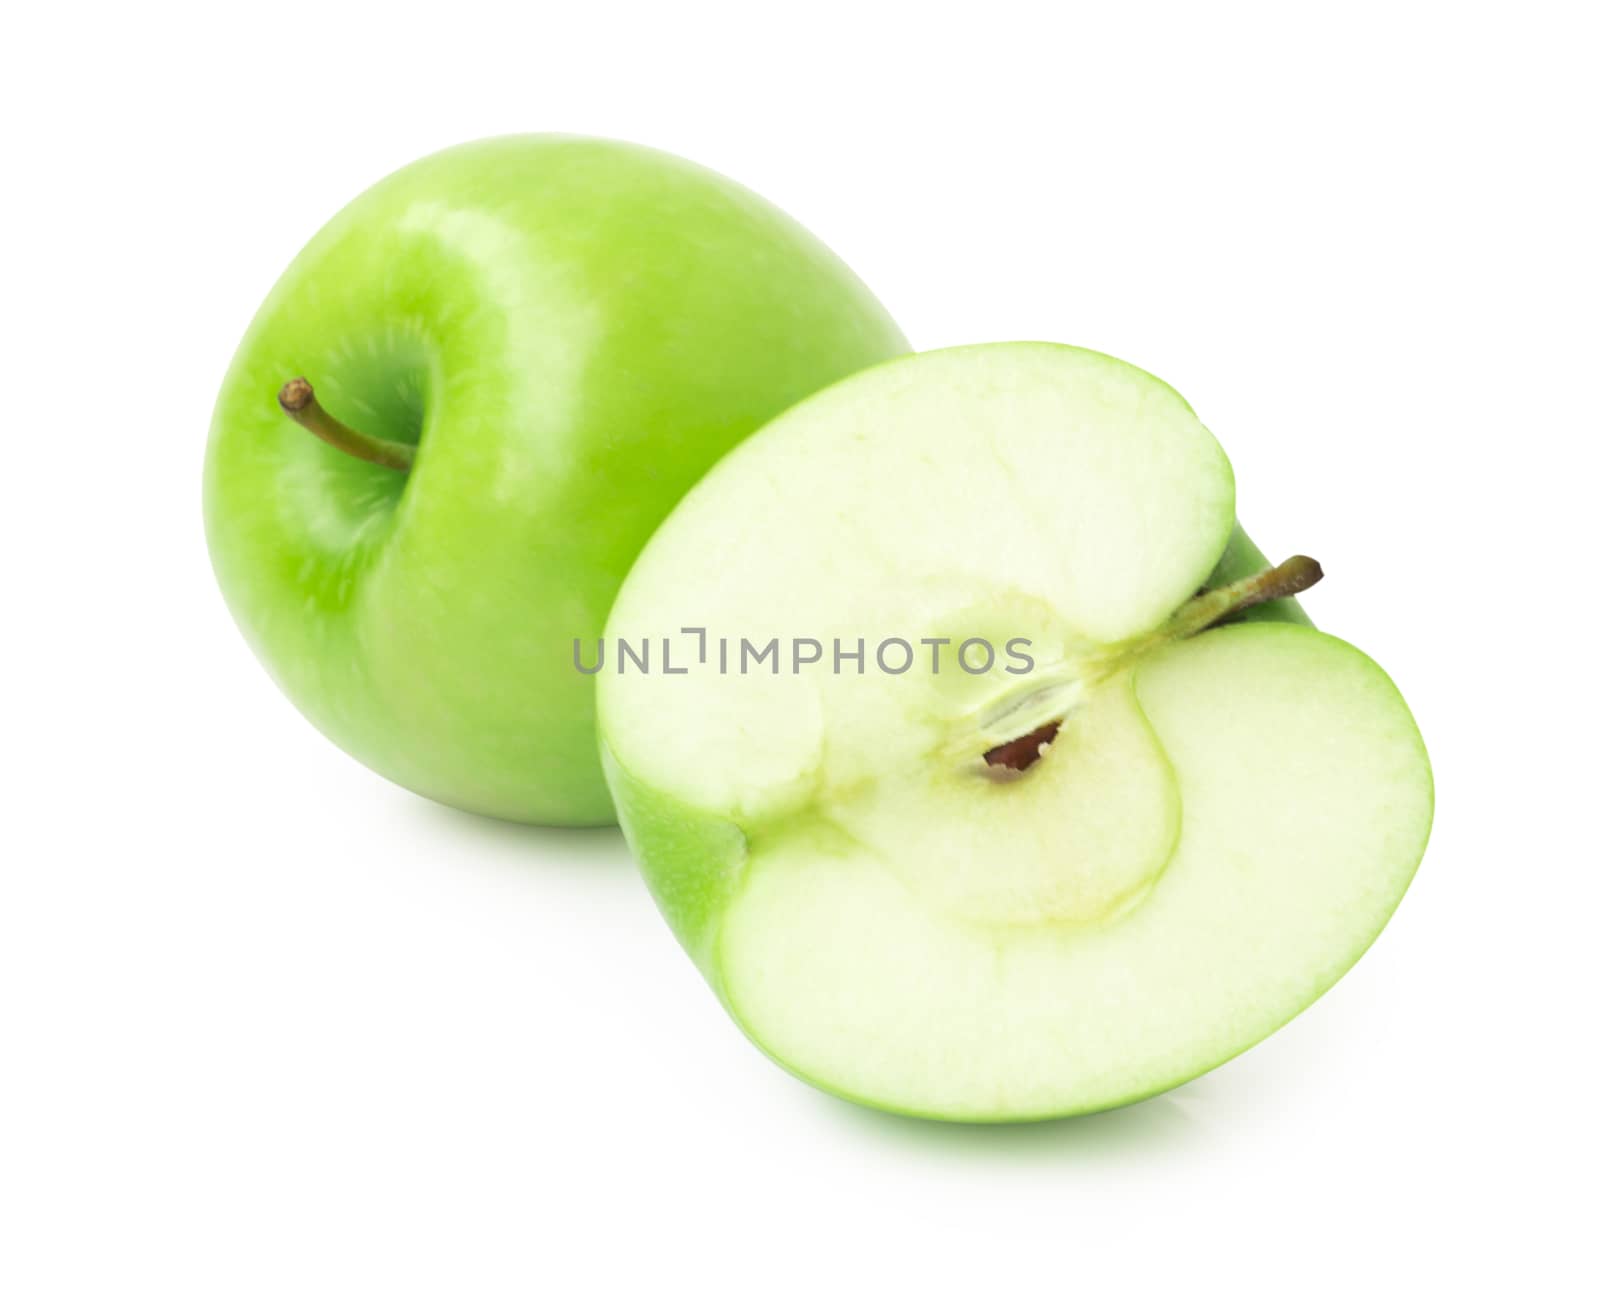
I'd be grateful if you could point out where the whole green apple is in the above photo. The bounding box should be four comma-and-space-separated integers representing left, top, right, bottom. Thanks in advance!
204, 136, 908, 825
598, 343, 1432, 1121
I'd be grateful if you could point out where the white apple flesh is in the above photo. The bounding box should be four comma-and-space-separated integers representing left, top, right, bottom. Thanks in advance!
598, 344, 1433, 1121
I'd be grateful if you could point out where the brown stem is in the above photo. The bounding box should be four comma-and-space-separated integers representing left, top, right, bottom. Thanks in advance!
1162, 555, 1323, 640
278, 378, 415, 472
979, 556, 1325, 774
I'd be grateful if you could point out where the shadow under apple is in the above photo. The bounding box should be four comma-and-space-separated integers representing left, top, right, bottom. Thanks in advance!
811, 1082, 1213, 1164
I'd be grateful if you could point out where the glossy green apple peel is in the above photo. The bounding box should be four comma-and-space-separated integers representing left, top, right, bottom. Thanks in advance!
598, 343, 1432, 1121
204, 136, 907, 825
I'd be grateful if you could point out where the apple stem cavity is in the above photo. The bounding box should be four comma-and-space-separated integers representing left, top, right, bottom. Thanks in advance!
278, 378, 416, 472
978, 556, 1323, 777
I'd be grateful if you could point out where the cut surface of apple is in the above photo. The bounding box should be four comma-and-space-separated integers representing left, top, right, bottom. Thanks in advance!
598, 343, 1432, 1121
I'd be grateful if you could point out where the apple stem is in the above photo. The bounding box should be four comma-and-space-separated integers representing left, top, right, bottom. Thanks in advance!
1163, 555, 1324, 641
1079, 555, 1324, 681
971, 555, 1323, 776
278, 378, 415, 472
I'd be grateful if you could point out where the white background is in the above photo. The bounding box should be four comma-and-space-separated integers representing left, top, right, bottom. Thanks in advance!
5, 3, 1596, 1297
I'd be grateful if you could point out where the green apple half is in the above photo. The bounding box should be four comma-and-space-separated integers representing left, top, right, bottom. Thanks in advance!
598, 343, 1432, 1121
204, 136, 907, 825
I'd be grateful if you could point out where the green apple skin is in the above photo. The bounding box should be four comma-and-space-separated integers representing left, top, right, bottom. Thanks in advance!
204, 135, 908, 825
